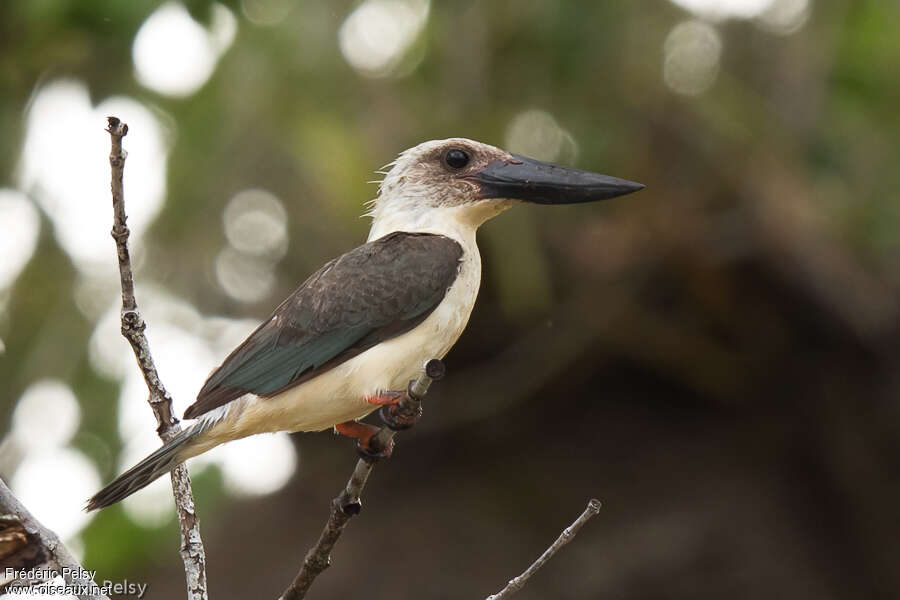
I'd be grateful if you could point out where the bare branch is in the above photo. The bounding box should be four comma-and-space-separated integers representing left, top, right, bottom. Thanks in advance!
486, 498, 602, 600
105, 116, 208, 600
278, 359, 446, 600
0, 478, 110, 599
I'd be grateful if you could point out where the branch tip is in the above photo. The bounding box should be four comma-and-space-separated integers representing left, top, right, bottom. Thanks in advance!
486, 498, 603, 600
425, 358, 446, 380
106, 116, 128, 136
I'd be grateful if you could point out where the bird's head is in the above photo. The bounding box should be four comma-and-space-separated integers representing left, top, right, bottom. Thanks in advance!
366, 138, 643, 239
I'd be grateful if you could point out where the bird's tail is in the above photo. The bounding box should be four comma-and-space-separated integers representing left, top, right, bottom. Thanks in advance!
85, 424, 206, 511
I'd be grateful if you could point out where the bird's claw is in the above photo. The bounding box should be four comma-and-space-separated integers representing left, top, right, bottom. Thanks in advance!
379, 401, 422, 431
356, 436, 393, 462
336, 420, 392, 461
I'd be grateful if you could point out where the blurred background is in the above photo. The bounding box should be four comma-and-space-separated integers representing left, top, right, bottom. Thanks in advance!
1, 0, 899, 598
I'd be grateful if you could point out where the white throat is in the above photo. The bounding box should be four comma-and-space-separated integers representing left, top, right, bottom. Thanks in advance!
366, 198, 513, 245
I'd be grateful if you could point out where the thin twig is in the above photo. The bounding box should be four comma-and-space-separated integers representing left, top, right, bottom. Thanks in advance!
0, 478, 110, 599
106, 116, 208, 600
486, 499, 602, 600
278, 359, 446, 600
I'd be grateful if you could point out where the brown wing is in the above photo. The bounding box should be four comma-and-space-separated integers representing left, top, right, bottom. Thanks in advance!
183, 232, 463, 419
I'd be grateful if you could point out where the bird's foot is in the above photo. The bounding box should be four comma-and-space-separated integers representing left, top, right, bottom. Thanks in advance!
364, 390, 405, 406
334, 420, 393, 461
380, 396, 422, 431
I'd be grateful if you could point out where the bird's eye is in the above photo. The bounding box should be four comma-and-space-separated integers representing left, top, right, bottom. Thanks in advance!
444, 148, 470, 170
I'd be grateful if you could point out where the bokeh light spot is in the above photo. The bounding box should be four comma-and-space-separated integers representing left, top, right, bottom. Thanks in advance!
757, 0, 811, 34
18, 80, 168, 274
216, 247, 276, 304
0, 189, 40, 291
224, 189, 288, 259
505, 110, 578, 164
11, 449, 100, 541
339, 0, 430, 77
132, 2, 236, 97
210, 433, 297, 496
12, 379, 81, 452
668, 0, 775, 20
241, 0, 294, 26
664, 20, 723, 96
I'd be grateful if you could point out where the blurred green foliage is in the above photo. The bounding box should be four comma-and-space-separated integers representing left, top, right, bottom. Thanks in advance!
1, 1, 899, 598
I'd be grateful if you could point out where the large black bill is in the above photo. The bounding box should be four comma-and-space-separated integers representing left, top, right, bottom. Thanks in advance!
471, 154, 644, 204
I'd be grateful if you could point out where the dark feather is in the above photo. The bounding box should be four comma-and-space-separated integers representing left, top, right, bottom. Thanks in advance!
183, 232, 463, 419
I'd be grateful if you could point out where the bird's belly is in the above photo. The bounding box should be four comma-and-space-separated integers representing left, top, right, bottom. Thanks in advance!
213, 251, 481, 438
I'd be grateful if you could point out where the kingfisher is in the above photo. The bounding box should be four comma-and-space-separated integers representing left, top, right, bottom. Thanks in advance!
87, 138, 643, 510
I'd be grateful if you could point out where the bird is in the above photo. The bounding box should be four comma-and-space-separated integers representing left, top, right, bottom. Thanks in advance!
86, 137, 643, 510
